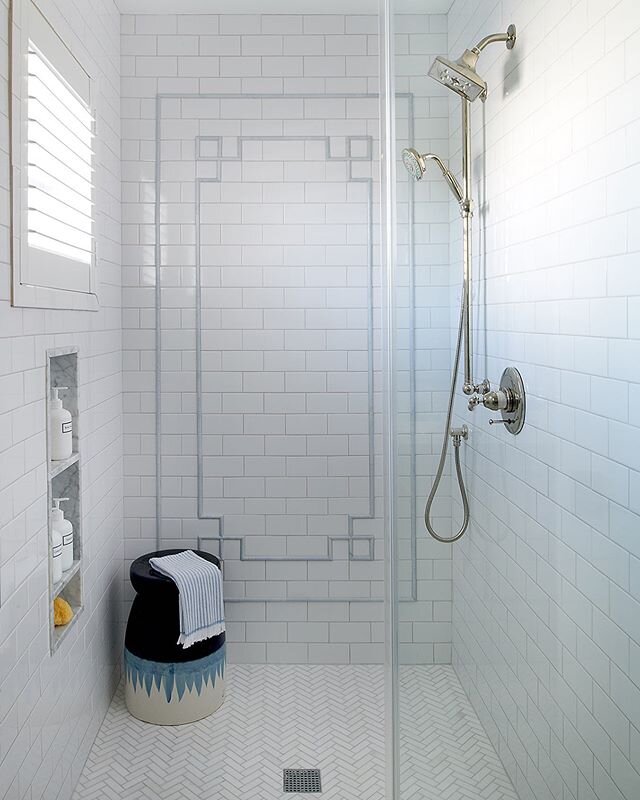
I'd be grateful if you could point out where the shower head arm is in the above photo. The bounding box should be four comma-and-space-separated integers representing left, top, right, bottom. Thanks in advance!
472, 24, 517, 56
422, 153, 464, 205
455, 25, 516, 81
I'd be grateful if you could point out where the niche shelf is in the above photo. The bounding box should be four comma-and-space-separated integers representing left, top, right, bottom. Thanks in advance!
48, 452, 80, 480
46, 348, 84, 653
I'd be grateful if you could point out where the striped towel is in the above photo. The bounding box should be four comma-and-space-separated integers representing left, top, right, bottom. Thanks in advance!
149, 550, 224, 649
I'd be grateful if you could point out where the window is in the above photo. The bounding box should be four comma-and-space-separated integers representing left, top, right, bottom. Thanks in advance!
11, 0, 98, 310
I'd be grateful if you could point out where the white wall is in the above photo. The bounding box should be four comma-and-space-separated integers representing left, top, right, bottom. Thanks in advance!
448, 1, 640, 799
121, 12, 387, 664
0, 0, 122, 797
122, 14, 460, 663
121, 11, 456, 665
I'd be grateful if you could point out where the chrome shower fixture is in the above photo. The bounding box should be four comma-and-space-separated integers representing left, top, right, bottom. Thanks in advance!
407, 23, 522, 545
428, 25, 516, 102
422, 21, 519, 399
401, 148, 464, 203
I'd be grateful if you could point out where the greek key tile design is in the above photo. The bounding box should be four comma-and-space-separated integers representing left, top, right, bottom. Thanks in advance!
73, 664, 516, 800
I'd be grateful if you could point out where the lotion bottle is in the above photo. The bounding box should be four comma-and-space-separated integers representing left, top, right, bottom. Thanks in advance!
52, 498, 74, 572
50, 387, 72, 461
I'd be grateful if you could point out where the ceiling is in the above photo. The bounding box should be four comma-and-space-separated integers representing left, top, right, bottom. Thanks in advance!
118, 0, 453, 13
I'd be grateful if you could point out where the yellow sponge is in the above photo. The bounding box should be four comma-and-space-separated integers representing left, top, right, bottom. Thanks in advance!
54, 596, 73, 626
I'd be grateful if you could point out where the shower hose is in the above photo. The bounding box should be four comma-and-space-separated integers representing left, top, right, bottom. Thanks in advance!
423, 292, 470, 543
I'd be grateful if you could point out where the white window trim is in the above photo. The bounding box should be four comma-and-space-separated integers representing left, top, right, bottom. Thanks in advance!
10, 0, 99, 311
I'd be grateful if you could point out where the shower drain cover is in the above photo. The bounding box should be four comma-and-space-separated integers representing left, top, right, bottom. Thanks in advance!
283, 769, 322, 793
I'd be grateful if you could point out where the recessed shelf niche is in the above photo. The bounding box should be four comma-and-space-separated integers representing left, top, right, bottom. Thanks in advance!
47, 348, 83, 653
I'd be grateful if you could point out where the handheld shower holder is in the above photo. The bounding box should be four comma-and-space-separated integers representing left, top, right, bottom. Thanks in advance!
449, 426, 469, 447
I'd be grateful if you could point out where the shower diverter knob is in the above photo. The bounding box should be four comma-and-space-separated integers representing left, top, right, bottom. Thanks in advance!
491, 368, 526, 435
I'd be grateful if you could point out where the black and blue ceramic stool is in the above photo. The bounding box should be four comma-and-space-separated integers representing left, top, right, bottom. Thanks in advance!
124, 549, 225, 725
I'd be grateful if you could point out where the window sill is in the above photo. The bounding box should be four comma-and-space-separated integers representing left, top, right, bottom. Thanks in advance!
12, 281, 99, 312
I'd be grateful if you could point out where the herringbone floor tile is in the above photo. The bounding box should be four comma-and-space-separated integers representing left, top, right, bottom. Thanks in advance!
73, 664, 517, 800
398, 666, 518, 800
73, 665, 384, 800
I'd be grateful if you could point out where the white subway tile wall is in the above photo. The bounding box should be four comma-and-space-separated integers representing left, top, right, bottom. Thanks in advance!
0, 0, 122, 797
448, 1, 640, 799
121, 13, 450, 664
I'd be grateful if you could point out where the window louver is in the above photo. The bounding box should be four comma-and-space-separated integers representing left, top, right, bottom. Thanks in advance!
26, 41, 94, 268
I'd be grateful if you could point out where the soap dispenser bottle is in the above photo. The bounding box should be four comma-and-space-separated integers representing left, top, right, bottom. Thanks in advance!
50, 387, 72, 461
51, 514, 63, 585
52, 498, 74, 572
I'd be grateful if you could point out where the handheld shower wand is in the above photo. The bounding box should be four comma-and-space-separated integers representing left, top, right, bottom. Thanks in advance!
402, 25, 518, 543
401, 148, 464, 204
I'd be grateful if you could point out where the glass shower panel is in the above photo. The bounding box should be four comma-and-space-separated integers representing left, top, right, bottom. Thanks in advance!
395, 7, 454, 650
382, 4, 455, 798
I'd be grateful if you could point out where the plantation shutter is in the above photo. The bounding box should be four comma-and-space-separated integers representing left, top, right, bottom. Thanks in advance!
24, 3, 95, 293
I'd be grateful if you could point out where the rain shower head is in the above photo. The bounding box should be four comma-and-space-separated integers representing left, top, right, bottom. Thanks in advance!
428, 54, 488, 102
401, 147, 464, 203
428, 24, 517, 102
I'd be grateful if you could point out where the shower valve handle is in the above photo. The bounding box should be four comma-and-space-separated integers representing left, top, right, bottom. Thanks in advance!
468, 387, 515, 413
482, 389, 511, 412
468, 395, 482, 411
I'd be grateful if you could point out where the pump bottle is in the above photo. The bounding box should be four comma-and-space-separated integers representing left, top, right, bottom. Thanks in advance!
50, 387, 72, 461
52, 498, 74, 572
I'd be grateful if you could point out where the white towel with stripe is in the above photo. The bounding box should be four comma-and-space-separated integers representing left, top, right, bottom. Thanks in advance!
149, 550, 225, 648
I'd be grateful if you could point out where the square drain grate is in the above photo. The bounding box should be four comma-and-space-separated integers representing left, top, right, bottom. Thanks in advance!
283, 769, 322, 793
